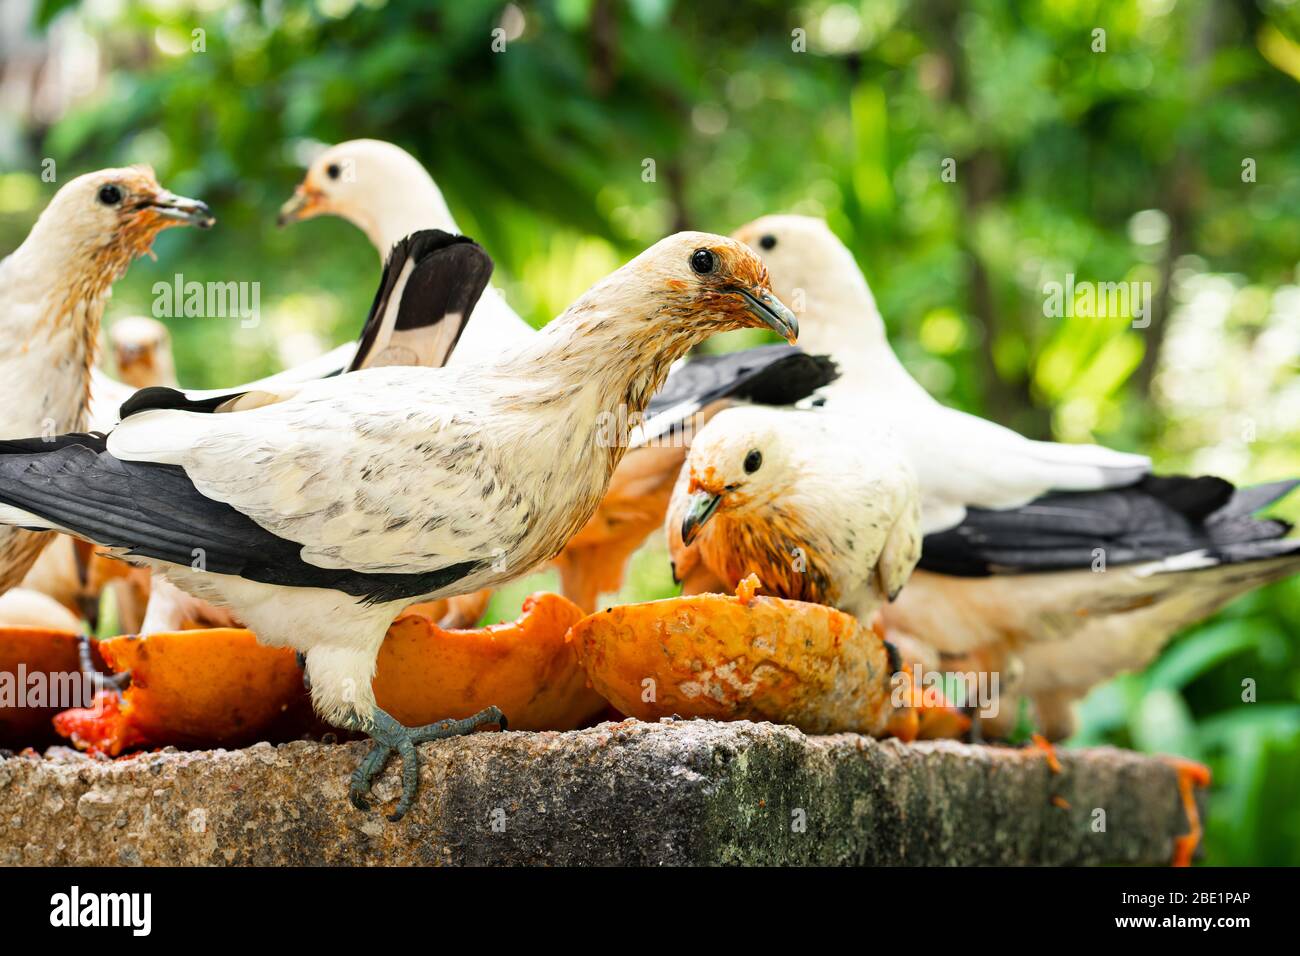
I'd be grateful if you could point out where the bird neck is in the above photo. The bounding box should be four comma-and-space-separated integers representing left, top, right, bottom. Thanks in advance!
351, 170, 460, 258
2, 228, 137, 429
796, 275, 932, 403
493, 287, 721, 477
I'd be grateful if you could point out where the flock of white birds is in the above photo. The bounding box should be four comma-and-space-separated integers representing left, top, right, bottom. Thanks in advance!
0, 138, 1296, 818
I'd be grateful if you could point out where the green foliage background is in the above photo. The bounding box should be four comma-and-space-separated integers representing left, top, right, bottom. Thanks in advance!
2, 0, 1298, 864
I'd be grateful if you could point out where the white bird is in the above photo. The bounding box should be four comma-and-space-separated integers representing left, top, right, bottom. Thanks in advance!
278, 139, 838, 616
666, 405, 923, 625
277, 138, 532, 367
736, 214, 1300, 738
0, 231, 797, 817
0, 166, 211, 595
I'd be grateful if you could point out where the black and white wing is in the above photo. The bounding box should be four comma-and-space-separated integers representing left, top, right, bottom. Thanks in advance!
346, 230, 493, 372
118, 229, 493, 418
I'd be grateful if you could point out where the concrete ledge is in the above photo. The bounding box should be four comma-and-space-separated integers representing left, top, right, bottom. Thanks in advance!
0, 719, 1197, 865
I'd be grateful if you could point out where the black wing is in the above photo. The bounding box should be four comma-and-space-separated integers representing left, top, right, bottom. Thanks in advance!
0, 435, 482, 605
647, 345, 837, 416
640, 345, 838, 443
920, 475, 1300, 577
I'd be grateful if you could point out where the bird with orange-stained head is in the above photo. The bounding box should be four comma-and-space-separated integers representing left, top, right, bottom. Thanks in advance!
667, 405, 923, 625
0, 166, 211, 594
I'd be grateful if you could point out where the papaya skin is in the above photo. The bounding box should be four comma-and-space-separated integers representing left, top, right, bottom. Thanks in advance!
570, 589, 899, 736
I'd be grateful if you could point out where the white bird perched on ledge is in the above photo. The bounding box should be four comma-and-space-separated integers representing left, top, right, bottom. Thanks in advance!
0, 230, 798, 818
736, 214, 1300, 738
0, 166, 211, 594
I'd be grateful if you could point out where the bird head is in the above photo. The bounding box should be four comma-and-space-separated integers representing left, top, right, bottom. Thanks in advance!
108, 315, 176, 389
675, 405, 801, 547
34, 166, 212, 277
618, 231, 799, 345
732, 214, 885, 354
277, 139, 456, 252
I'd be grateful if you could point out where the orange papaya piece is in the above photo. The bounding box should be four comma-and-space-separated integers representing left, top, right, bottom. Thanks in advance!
375, 592, 605, 731
569, 590, 898, 735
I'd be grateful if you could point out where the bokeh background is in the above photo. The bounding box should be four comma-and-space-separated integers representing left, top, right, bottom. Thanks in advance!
2, 0, 1298, 864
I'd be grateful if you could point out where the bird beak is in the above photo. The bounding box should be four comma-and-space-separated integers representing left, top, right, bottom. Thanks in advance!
277, 185, 324, 226
147, 190, 215, 228
680, 490, 723, 546
734, 286, 798, 344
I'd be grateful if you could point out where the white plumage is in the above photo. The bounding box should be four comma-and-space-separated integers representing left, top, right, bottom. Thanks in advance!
0, 230, 797, 815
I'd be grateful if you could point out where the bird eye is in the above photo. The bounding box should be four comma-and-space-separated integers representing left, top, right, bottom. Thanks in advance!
690, 248, 717, 275
326, 163, 341, 180
759, 234, 777, 250
743, 449, 763, 474
97, 184, 123, 206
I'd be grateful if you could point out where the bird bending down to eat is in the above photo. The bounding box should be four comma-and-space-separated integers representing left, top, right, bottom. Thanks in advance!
0, 231, 797, 818
0, 166, 211, 595
668, 405, 923, 628
279, 138, 836, 618
736, 214, 1300, 738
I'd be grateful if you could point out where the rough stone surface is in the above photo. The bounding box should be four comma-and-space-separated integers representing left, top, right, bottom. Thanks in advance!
0, 720, 1199, 865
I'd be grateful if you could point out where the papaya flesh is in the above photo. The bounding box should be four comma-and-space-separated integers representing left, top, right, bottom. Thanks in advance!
570, 589, 899, 735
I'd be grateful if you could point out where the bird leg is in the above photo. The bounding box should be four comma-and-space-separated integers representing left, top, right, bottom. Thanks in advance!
345, 706, 507, 821
76, 632, 130, 695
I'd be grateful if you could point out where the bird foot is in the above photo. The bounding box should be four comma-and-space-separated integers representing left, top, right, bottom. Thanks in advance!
347, 706, 507, 821
76, 632, 130, 696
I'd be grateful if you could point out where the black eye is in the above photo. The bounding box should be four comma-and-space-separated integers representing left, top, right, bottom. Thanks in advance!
690, 248, 716, 275
759, 234, 777, 250
326, 163, 341, 180
743, 449, 762, 474
97, 184, 123, 206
